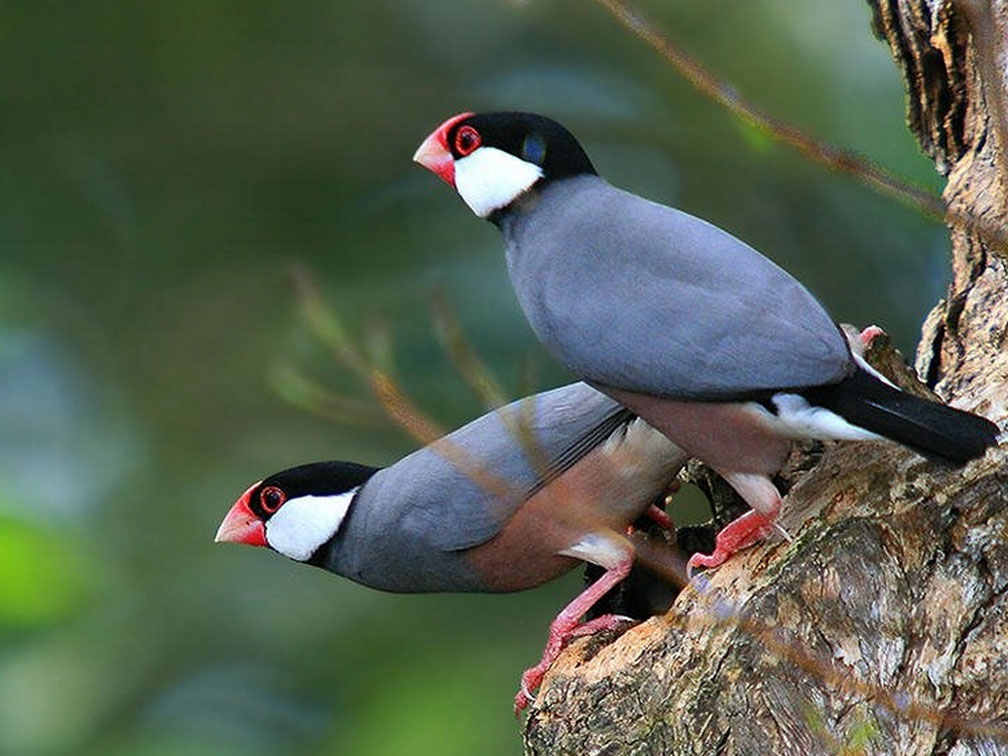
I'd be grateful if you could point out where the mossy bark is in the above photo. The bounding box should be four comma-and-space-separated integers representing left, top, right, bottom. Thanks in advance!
523, 2, 1008, 754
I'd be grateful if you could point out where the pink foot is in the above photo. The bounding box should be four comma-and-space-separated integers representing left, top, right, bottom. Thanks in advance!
686, 509, 777, 577
859, 324, 886, 347
514, 557, 633, 715
514, 613, 636, 713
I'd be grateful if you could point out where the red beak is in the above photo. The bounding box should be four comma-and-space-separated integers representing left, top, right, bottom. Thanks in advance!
215, 481, 267, 547
413, 112, 474, 187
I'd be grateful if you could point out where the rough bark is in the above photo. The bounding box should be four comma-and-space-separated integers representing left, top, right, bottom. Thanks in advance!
523, 3, 1008, 754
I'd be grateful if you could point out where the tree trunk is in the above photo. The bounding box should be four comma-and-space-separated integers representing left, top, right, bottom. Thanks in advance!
522, 2, 1008, 754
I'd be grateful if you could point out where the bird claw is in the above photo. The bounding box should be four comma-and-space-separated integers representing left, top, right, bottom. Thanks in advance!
687, 509, 781, 578
686, 548, 728, 580
513, 614, 637, 715
569, 614, 636, 639
514, 685, 535, 715
521, 681, 536, 703
513, 561, 634, 715
514, 668, 543, 715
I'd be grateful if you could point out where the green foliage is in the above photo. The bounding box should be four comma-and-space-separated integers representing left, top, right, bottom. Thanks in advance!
0, 518, 94, 628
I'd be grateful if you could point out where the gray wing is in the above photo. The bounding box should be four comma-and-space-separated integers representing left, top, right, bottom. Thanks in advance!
504, 177, 854, 400
362, 382, 631, 553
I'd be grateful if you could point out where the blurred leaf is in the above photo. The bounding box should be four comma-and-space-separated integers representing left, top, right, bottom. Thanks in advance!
0, 327, 136, 522
268, 363, 388, 427
735, 117, 776, 154
362, 316, 396, 376
324, 646, 519, 756
0, 518, 94, 628
99, 736, 270, 756
289, 265, 367, 377
430, 292, 507, 409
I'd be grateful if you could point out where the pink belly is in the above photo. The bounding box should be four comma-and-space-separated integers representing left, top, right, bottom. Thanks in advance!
602, 389, 791, 475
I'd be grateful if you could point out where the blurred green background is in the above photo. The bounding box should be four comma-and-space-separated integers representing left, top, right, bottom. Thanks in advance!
0, 1, 947, 754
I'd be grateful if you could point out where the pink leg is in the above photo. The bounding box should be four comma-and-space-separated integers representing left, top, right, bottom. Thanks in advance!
567, 613, 636, 640
645, 504, 676, 532
514, 557, 633, 714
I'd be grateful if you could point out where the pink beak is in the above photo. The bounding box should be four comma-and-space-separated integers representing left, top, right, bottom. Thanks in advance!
413, 112, 475, 186
215, 481, 267, 547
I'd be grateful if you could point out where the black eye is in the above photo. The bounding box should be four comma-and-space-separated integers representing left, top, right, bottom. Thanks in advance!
454, 125, 481, 157
260, 486, 285, 514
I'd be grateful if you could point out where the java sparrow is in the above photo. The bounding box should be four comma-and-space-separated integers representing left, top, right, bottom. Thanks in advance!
413, 111, 1000, 573
216, 381, 687, 712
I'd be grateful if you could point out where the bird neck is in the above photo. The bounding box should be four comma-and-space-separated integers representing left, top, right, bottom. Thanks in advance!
491, 175, 601, 244
486, 181, 541, 228
488, 170, 602, 227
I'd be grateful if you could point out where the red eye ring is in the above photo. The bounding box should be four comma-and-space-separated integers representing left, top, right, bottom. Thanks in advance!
260, 486, 286, 514
454, 125, 481, 157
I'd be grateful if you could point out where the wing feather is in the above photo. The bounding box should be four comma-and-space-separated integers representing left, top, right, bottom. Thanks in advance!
364, 382, 632, 553
503, 178, 853, 400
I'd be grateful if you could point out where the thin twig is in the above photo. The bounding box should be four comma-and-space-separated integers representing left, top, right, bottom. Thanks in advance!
285, 264, 532, 504
430, 291, 509, 409
367, 370, 446, 444
269, 363, 391, 427
287, 262, 446, 441
590, 0, 946, 218
588, 0, 943, 215
589, 0, 1008, 255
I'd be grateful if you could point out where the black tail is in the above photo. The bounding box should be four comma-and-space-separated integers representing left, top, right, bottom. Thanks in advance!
803, 369, 1000, 464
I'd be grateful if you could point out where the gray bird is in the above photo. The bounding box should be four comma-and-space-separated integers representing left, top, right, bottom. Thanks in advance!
216, 382, 687, 712
414, 111, 1000, 573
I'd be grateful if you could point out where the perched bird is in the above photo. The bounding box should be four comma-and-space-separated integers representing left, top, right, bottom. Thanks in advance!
414, 111, 1000, 573
216, 382, 687, 712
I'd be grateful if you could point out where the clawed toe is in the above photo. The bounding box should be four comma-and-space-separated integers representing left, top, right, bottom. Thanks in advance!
686, 549, 728, 579
687, 508, 788, 577
514, 672, 540, 715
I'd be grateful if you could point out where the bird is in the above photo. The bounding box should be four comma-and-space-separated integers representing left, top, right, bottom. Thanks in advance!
413, 111, 1001, 574
216, 381, 688, 713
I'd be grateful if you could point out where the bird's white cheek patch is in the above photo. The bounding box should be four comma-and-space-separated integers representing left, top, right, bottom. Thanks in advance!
454, 146, 544, 218
265, 489, 359, 562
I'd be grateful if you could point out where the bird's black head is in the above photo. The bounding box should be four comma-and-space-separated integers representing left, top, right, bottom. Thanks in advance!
414, 111, 597, 219
216, 461, 380, 562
